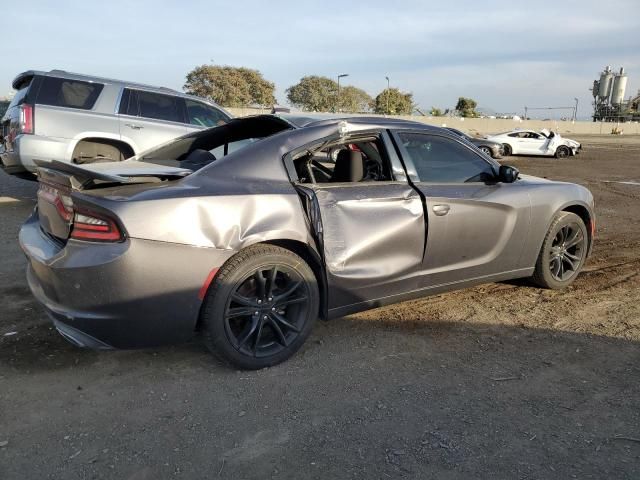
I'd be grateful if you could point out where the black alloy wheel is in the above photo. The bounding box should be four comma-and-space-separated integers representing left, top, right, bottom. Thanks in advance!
224, 265, 310, 357
202, 245, 319, 369
532, 212, 588, 289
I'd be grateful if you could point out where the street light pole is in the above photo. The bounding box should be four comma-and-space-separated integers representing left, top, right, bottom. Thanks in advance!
574, 97, 579, 122
385, 76, 390, 115
337, 73, 349, 112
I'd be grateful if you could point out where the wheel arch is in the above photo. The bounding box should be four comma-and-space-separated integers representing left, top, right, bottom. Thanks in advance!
71, 137, 135, 160
262, 239, 328, 321
561, 204, 594, 253
194, 238, 329, 333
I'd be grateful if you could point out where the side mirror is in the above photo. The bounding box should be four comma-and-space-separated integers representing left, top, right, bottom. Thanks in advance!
499, 165, 520, 183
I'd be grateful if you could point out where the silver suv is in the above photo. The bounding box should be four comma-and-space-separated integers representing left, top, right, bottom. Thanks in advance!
0, 69, 231, 177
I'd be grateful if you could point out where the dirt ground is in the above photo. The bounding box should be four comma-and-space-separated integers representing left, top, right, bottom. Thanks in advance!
1, 136, 639, 479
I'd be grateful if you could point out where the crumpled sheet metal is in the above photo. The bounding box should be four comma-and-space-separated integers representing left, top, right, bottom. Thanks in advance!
312, 184, 425, 288
115, 191, 312, 251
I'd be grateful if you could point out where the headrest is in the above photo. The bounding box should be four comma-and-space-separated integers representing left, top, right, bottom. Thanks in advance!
332, 149, 364, 182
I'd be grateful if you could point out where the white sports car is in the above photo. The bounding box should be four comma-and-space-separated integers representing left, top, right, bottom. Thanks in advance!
486, 129, 581, 158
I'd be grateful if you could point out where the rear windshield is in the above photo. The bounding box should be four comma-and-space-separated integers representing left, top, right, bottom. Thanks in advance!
36, 77, 104, 110
140, 115, 293, 171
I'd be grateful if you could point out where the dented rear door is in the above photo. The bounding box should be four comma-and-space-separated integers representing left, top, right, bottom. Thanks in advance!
306, 182, 426, 312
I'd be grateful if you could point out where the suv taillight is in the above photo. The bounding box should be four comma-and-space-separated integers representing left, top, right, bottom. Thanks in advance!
70, 209, 123, 242
20, 104, 34, 134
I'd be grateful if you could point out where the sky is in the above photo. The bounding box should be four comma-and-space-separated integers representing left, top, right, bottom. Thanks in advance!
2, 0, 639, 119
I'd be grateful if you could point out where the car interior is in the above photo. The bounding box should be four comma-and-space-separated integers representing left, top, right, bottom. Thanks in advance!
509, 131, 542, 139
293, 136, 393, 184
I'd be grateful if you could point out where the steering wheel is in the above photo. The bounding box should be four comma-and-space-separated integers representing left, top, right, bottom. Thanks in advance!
363, 158, 384, 180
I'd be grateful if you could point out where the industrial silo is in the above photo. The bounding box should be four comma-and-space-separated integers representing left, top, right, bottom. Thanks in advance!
598, 66, 614, 99
610, 67, 628, 105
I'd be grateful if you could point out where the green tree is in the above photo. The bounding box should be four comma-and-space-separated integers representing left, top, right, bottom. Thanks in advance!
455, 97, 478, 118
338, 86, 373, 113
286, 76, 339, 112
430, 107, 443, 116
184, 65, 275, 107
373, 88, 414, 115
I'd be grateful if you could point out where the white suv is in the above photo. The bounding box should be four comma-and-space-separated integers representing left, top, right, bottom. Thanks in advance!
0, 69, 231, 177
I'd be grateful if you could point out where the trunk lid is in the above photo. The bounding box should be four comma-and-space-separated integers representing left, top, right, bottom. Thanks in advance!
35, 159, 191, 242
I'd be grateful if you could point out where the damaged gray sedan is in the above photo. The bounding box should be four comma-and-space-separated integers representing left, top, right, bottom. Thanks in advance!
20, 115, 595, 369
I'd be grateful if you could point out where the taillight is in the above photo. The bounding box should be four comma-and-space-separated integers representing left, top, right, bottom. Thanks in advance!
20, 104, 34, 134
37, 183, 73, 221
70, 209, 123, 242
38, 181, 124, 242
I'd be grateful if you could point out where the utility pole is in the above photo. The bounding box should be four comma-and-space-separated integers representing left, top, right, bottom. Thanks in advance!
337, 73, 349, 112
385, 76, 390, 115
573, 97, 579, 121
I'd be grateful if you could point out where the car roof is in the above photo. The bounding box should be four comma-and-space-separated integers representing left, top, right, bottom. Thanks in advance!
12, 69, 180, 92
276, 113, 442, 132
11, 70, 233, 113
10, 69, 228, 110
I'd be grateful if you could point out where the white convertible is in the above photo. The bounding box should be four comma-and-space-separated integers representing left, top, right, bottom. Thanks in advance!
486, 129, 581, 158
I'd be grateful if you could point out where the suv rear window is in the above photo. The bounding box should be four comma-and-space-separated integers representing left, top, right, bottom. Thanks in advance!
36, 77, 103, 110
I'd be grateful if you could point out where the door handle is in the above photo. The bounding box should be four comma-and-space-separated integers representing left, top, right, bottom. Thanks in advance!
125, 123, 143, 130
432, 204, 450, 216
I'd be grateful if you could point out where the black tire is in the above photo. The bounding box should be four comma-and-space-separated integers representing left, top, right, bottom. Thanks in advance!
201, 244, 319, 369
555, 146, 570, 159
531, 212, 588, 289
479, 146, 492, 156
502, 143, 512, 156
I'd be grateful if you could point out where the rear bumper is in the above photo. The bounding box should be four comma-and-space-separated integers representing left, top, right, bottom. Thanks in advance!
20, 211, 234, 349
1, 134, 71, 173
0, 147, 29, 174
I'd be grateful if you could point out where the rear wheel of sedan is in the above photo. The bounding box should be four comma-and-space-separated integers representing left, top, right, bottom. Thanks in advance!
555, 146, 570, 159
201, 245, 319, 369
479, 146, 492, 156
531, 212, 588, 289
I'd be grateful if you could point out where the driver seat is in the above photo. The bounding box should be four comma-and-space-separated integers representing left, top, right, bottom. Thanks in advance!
331, 150, 364, 182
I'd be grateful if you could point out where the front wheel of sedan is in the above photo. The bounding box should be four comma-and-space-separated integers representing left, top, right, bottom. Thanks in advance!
479, 146, 492, 156
531, 212, 588, 289
201, 245, 319, 369
555, 146, 570, 159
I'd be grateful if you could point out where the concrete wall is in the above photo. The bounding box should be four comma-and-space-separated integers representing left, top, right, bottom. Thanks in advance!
225, 107, 640, 136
